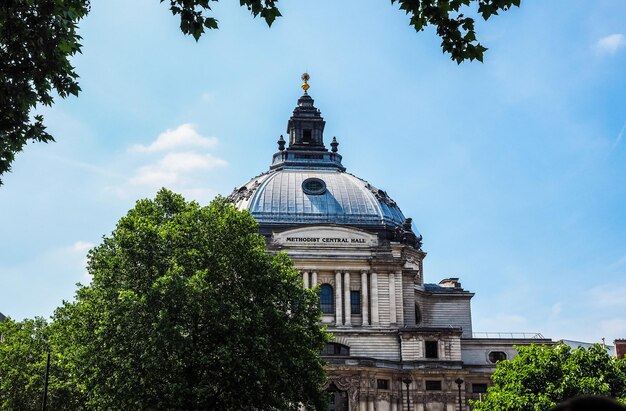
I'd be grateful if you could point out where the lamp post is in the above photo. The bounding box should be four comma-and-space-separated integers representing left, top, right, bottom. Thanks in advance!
454, 378, 464, 411
42, 351, 50, 411
402, 377, 412, 411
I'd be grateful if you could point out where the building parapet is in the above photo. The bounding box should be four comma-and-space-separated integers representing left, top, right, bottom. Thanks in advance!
471, 332, 545, 339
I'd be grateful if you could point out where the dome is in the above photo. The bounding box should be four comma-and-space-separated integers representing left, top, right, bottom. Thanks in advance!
229, 76, 420, 245
230, 168, 407, 228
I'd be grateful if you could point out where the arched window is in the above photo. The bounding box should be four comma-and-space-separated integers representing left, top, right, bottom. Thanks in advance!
320, 284, 334, 314
322, 343, 350, 356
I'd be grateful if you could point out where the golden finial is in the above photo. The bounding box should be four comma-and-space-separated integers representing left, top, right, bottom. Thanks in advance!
301, 72, 310, 92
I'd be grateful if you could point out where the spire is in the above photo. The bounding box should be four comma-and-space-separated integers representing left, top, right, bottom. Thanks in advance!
286, 73, 326, 149
269, 74, 345, 171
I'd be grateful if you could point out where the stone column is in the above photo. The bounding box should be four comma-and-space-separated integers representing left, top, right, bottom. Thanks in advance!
335, 271, 343, 325
359, 397, 368, 411
311, 271, 318, 288
371, 272, 380, 326
344, 271, 351, 326
303, 271, 309, 289
361, 271, 369, 326
391, 398, 398, 411
389, 272, 397, 325
368, 397, 375, 411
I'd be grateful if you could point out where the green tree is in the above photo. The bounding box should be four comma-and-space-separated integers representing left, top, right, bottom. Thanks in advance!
0, 317, 90, 410
51, 189, 329, 410
471, 343, 626, 411
0, 0, 88, 185
166, 0, 520, 63
0, 317, 49, 410
1, 0, 520, 184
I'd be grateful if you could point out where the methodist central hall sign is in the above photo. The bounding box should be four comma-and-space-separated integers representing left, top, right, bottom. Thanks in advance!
285, 236, 366, 244
273, 226, 378, 247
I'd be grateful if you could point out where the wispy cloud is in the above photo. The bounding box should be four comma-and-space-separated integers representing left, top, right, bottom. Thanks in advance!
599, 318, 626, 342
129, 152, 227, 187
550, 302, 562, 318
595, 33, 626, 54
589, 284, 626, 308
72, 241, 95, 253
612, 121, 626, 149
129, 123, 219, 153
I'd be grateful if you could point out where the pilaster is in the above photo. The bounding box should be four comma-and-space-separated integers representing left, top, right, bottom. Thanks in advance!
361, 271, 369, 326
335, 271, 343, 325
371, 272, 380, 326
344, 271, 352, 326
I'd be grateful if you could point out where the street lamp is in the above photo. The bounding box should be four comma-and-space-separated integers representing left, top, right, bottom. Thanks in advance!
402, 377, 412, 411
454, 378, 464, 411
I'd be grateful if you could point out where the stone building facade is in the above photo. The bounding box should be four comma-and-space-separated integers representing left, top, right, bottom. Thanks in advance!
230, 77, 551, 411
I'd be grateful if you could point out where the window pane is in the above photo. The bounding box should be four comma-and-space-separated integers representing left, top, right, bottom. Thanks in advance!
415, 303, 422, 324
350, 290, 361, 314
322, 343, 350, 356
425, 380, 442, 391
472, 383, 488, 393
320, 284, 334, 314
488, 351, 507, 363
425, 340, 438, 359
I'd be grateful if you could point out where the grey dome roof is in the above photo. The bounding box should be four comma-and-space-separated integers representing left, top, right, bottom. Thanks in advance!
230, 168, 407, 228
229, 84, 420, 241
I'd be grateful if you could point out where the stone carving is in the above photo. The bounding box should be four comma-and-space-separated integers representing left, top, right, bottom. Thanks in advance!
227, 179, 261, 203
419, 392, 448, 403
365, 183, 398, 208
324, 374, 361, 411
393, 218, 422, 249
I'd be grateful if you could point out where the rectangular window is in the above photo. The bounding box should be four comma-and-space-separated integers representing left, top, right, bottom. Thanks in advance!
425, 340, 438, 359
377, 379, 389, 390
472, 383, 488, 394
350, 290, 361, 314
302, 129, 312, 143
425, 380, 442, 391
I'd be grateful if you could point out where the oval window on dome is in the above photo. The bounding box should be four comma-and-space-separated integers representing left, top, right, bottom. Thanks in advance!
302, 178, 327, 195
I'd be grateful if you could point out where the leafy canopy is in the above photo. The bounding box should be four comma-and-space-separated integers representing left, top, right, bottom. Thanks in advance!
0, 317, 50, 410
1, 0, 520, 184
471, 343, 626, 411
0, 0, 88, 185
0, 190, 330, 410
167, 0, 521, 63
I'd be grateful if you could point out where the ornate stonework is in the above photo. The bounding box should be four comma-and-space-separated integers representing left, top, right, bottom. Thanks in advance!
231, 78, 553, 411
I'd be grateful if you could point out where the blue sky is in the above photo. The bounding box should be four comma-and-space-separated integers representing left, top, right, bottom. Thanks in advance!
1, 0, 625, 344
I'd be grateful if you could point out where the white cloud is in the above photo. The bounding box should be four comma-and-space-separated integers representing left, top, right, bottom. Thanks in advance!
129, 152, 227, 188
159, 152, 227, 172
104, 124, 228, 202
72, 241, 95, 253
130, 123, 218, 153
595, 33, 626, 54
550, 302, 562, 318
